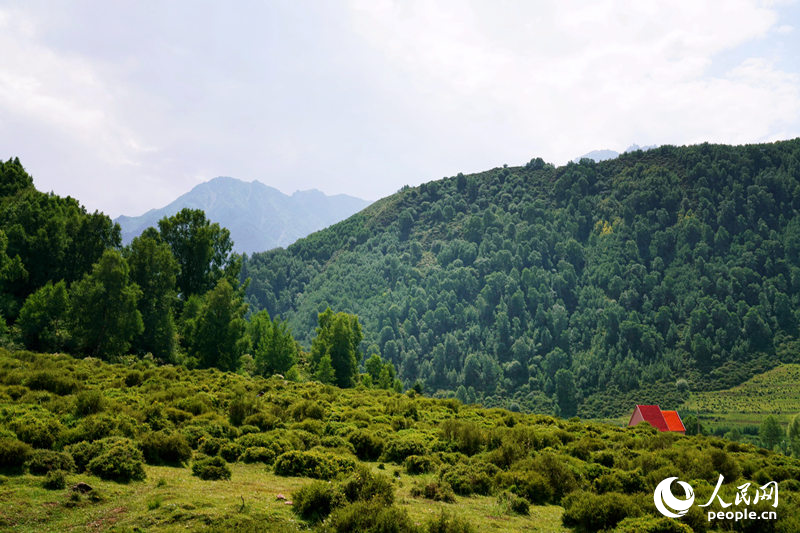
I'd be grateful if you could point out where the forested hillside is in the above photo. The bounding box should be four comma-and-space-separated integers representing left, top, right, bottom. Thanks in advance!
242, 140, 800, 417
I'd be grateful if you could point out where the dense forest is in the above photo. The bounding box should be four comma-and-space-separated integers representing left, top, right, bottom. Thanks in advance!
241, 140, 800, 417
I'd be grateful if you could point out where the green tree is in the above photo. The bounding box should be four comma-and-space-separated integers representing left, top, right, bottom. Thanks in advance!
365, 352, 384, 383
247, 310, 298, 376
759, 416, 783, 450
310, 308, 363, 388
17, 280, 70, 352
185, 278, 247, 371
315, 354, 335, 384
157, 208, 239, 297
70, 250, 143, 358
554, 368, 578, 418
125, 229, 179, 361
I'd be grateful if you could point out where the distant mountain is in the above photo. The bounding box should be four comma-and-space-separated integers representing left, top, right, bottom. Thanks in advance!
115, 177, 371, 254
573, 144, 658, 163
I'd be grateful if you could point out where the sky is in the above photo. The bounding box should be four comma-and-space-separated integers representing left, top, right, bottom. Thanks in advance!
1, 0, 799, 218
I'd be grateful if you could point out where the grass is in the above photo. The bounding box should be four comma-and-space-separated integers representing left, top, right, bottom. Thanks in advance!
0, 462, 568, 532
681, 364, 800, 433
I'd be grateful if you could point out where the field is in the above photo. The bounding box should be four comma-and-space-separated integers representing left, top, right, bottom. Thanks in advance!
2, 349, 800, 532
0, 462, 567, 532
682, 364, 800, 432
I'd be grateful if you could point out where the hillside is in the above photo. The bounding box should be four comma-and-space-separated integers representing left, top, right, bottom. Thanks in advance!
242, 140, 800, 418
116, 177, 370, 254
1, 349, 798, 532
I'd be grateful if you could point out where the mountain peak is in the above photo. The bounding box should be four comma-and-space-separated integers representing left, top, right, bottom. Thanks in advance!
115, 177, 370, 254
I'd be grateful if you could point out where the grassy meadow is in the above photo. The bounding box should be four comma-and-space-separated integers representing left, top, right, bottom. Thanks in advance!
1, 348, 800, 532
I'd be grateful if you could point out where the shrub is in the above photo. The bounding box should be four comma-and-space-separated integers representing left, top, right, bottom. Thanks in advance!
498, 491, 529, 515
348, 429, 384, 461
440, 420, 485, 455
496, 470, 553, 504
220, 442, 243, 462
25, 371, 79, 395
124, 371, 143, 387
292, 480, 345, 523
273, 450, 355, 480
192, 455, 232, 480
532, 452, 579, 501
439, 462, 497, 496
289, 400, 325, 421
198, 436, 225, 456
87, 439, 146, 482
26, 449, 75, 475
410, 480, 456, 503
340, 466, 394, 505
140, 431, 192, 465
322, 500, 416, 533
66, 414, 117, 443
561, 491, 644, 532
404, 454, 435, 474
240, 446, 277, 464
243, 412, 280, 431
383, 435, 429, 463
65, 440, 104, 471
10, 412, 64, 448
43, 469, 67, 490
74, 390, 105, 416
0, 438, 32, 468
425, 511, 475, 533
320, 435, 355, 453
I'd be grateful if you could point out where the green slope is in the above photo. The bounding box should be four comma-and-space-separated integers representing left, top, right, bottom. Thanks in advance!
242, 140, 800, 417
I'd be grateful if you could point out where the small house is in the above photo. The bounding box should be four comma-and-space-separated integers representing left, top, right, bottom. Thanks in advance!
628, 404, 685, 434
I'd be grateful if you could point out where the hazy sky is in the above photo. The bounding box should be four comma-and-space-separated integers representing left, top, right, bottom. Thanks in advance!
2, 1, 799, 218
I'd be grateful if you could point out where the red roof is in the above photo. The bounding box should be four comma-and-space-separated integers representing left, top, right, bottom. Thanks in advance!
662, 410, 685, 433
632, 404, 669, 432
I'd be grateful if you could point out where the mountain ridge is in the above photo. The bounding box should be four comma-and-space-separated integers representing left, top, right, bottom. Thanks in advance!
115, 176, 370, 254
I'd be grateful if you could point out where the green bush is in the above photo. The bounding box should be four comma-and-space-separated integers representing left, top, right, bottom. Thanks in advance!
243, 412, 280, 431
273, 450, 355, 480
439, 462, 497, 496
64, 440, 104, 471
561, 491, 644, 532
124, 370, 143, 387
87, 439, 146, 482
198, 436, 225, 456
404, 454, 435, 474
410, 480, 456, 503
9, 412, 64, 448
340, 465, 394, 505
0, 438, 32, 468
292, 480, 345, 523
66, 414, 117, 443
425, 511, 475, 533
497, 491, 529, 515
240, 446, 277, 464
43, 469, 67, 490
348, 429, 384, 461
219, 442, 243, 462
25, 371, 78, 395
383, 435, 429, 463
140, 431, 192, 465
495, 470, 552, 504
26, 449, 75, 475
74, 389, 105, 416
192, 455, 232, 480
440, 419, 485, 455
322, 500, 416, 533
289, 400, 325, 421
